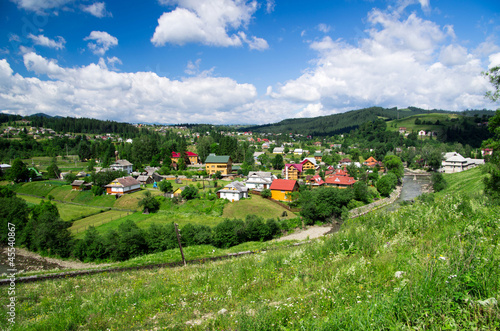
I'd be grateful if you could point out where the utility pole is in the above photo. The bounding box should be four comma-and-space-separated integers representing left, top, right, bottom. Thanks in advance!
174, 223, 186, 266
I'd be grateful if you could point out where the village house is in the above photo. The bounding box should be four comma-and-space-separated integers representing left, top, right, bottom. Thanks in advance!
245, 171, 276, 190
104, 176, 141, 195
109, 159, 133, 174
283, 163, 302, 180
314, 151, 323, 163
171, 151, 200, 165
217, 181, 249, 202
205, 154, 232, 176
294, 148, 304, 155
325, 175, 356, 188
441, 152, 484, 173
70, 180, 92, 191
269, 179, 300, 202
305, 174, 325, 187
363, 156, 379, 168
273, 147, 285, 154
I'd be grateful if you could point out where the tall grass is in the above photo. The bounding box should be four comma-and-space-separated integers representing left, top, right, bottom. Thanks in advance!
6, 190, 499, 330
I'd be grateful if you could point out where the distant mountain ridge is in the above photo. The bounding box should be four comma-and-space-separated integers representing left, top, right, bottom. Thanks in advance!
242, 107, 494, 136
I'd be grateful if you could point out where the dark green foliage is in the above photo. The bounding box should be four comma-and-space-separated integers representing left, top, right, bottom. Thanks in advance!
0, 187, 29, 244
73, 226, 106, 261
377, 172, 398, 197
146, 223, 178, 253
261, 188, 272, 198
9, 158, 29, 182
158, 180, 173, 193
352, 181, 370, 203
108, 220, 148, 261
138, 190, 160, 213
180, 223, 213, 246
383, 155, 404, 181
431, 172, 447, 192
271, 154, 284, 170
212, 219, 241, 248
300, 187, 354, 224
181, 185, 199, 200
45, 161, 61, 179
23, 200, 72, 257
90, 169, 127, 195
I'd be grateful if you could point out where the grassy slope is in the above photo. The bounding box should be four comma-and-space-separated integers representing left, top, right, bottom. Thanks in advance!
387, 112, 460, 133
222, 195, 297, 220
7, 169, 499, 330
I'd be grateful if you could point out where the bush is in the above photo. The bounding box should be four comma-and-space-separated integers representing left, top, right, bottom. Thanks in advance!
261, 188, 272, 198
376, 172, 398, 197
431, 172, 447, 192
181, 185, 199, 200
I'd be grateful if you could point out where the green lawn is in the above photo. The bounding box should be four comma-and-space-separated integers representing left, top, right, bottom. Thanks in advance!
70, 210, 133, 237
18, 195, 107, 222
438, 166, 485, 196
13, 180, 66, 197
223, 194, 297, 220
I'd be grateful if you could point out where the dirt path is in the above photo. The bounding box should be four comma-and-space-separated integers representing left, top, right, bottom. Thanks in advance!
0, 246, 109, 274
276, 225, 333, 242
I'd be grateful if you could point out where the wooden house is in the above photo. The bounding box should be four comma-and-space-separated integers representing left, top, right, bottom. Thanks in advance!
71, 180, 91, 191
270, 179, 299, 202
104, 176, 141, 195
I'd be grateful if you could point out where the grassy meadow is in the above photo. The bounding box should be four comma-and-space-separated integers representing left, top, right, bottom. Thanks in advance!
3, 167, 499, 330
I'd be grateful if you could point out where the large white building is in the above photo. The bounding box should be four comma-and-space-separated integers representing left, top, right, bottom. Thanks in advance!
109, 159, 133, 174
441, 152, 484, 173
245, 171, 276, 190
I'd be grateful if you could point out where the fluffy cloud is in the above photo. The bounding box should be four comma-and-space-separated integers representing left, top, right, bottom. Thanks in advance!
0, 53, 258, 124
28, 34, 66, 49
84, 31, 118, 55
151, 0, 267, 50
10, 0, 73, 14
82, 2, 112, 18
269, 8, 497, 115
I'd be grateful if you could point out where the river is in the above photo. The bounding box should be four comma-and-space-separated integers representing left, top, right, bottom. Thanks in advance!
384, 174, 431, 212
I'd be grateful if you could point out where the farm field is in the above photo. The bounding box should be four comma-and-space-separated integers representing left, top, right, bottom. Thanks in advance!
70, 210, 133, 237
386, 112, 460, 133
222, 194, 297, 220
17, 194, 107, 222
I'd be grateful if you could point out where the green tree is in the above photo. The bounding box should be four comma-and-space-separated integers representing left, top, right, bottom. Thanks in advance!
271, 154, 285, 170
138, 190, 160, 213
181, 185, 199, 200
9, 158, 29, 183
0, 187, 29, 244
261, 188, 272, 198
483, 66, 500, 102
158, 180, 173, 194
376, 172, 398, 197
383, 155, 404, 182
431, 172, 447, 192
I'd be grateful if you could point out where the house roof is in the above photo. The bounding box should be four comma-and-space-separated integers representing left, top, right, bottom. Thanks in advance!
110, 159, 133, 167
219, 181, 248, 193
285, 163, 303, 172
105, 176, 140, 187
71, 180, 86, 186
325, 175, 356, 186
172, 151, 198, 158
205, 154, 231, 163
301, 158, 317, 165
270, 179, 298, 191
311, 174, 325, 185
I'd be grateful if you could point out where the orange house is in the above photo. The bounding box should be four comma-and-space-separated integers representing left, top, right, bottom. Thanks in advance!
363, 156, 378, 167
270, 179, 300, 201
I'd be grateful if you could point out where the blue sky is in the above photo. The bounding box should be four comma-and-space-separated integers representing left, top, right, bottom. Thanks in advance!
1, 0, 499, 125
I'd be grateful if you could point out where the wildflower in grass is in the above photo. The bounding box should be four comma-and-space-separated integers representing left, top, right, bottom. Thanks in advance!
438, 256, 446, 261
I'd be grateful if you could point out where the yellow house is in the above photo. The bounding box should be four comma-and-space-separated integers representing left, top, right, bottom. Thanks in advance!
300, 158, 316, 172
205, 154, 232, 175
283, 164, 302, 180
172, 152, 200, 165
270, 179, 299, 202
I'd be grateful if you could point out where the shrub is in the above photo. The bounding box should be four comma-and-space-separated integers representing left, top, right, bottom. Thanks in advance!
431, 172, 447, 192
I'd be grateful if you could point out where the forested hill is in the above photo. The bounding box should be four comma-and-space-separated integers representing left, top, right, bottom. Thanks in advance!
1, 113, 141, 137
242, 106, 485, 136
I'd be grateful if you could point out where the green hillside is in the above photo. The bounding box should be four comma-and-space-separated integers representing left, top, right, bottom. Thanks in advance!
243, 106, 455, 136
8, 181, 499, 330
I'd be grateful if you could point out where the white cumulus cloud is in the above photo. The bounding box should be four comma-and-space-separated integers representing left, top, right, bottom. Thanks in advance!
28, 34, 66, 50
10, 0, 73, 14
0, 53, 259, 124
82, 2, 112, 18
269, 7, 497, 116
84, 31, 118, 55
151, 0, 267, 50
